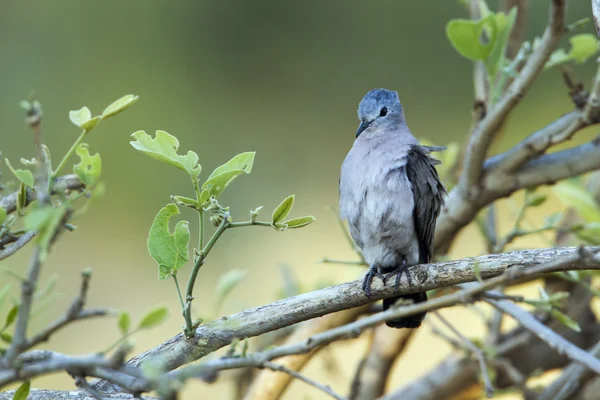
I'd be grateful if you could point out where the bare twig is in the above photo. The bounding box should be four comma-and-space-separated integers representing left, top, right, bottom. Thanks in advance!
592, 0, 600, 38
539, 339, 600, 400
0, 174, 84, 215
243, 307, 368, 400
261, 361, 346, 400
0, 231, 35, 261
75, 376, 106, 400
433, 312, 494, 398
485, 299, 600, 374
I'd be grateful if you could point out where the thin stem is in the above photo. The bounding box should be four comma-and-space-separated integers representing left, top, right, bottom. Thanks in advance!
173, 275, 185, 311
52, 130, 86, 178
229, 220, 272, 228
193, 181, 204, 252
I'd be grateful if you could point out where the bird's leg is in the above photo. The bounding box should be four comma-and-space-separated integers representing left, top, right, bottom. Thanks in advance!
362, 265, 386, 299
392, 256, 413, 290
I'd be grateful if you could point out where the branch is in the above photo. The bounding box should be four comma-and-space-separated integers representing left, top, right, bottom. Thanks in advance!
243, 307, 369, 400
485, 299, 600, 374
460, 0, 565, 190
94, 246, 600, 393
0, 231, 35, 261
261, 361, 346, 400
539, 340, 600, 400
0, 174, 84, 215
0, 390, 157, 400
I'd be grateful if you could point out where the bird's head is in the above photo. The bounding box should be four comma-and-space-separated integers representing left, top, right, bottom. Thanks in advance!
356, 88, 404, 138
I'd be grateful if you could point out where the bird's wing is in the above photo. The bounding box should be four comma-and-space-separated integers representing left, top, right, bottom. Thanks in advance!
405, 145, 447, 263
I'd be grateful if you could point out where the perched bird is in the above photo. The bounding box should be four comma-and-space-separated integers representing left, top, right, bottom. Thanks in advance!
339, 88, 446, 328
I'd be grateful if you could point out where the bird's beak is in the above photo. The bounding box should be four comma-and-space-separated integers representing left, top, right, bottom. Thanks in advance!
356, 119, 371, 138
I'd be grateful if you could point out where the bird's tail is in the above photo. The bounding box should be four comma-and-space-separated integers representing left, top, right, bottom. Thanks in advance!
383, 292, 427, 328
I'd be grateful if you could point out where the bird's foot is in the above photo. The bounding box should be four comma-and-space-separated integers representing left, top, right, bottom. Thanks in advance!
389, 258, 413, 291
362, 267, 386, 299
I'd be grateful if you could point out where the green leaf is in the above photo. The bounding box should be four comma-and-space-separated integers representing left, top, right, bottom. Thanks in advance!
272, 195, 295, 225
24, 205, 66, 260
11, 380, 30, 400
130, 130, 201, 180
198, 188, 211, 205
575, 222, 600, 244
102, 94, 139, 119
0, 207, 6, 225
485, 8, 518, 78
202, 152, 255, 198
283, 216, 316, 229
526, 194, 547, 207
568, 34, 599, 63
545, 34, 600, 69
4, 304, 18, 329
138, 306, 169, 330
5, 159, 34, 187
147, 204, 190, 280
537, 285, 550, 301
553, 181, 600, 223
551, 309, 581, 332
544, 212, 563, 228
446, 15, 496, 62
215, 269, 247, 308
0, 331, 12, 343
118, 311, 131, 335
69, 106, 92, 128
73, 143, 102, 186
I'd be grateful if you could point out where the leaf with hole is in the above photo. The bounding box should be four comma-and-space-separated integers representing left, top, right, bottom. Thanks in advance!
130, 130, 201, 180
446, 14, 497, 62
147, 204, 190, 280
73, 144, 102, 186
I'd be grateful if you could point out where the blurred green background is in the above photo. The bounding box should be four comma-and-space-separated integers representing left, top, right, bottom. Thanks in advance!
1, 1, 598, 398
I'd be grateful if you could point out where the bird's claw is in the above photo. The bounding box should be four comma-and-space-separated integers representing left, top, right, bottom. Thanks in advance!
362, 268, 386, 299
388, 258, 413, 291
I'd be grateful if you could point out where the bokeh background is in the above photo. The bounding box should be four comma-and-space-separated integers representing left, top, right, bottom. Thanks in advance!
1, 1, 598, 399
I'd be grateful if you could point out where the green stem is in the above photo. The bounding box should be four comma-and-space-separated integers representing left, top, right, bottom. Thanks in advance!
52, 130, 87, 178
229, 220, 272, 228
173, 274, 185, 311
103, 330, 136, 354
193, 181, 204, 251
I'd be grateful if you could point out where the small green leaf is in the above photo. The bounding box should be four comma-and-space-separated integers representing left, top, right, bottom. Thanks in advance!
250, 206, 263, 223
215, 269, 248, 308
118, 311, 131, 335
4, 304, 18, 329
147, 204, 190, 280
11, 380, 30, 400
283, 216, 316, 229
575, 222, 600, 244
568, 34, 599, 63
272, 195, 295, 225
545, 34, 600, 69
17, 183, 27, 214
69, 106, 92, 128
446, 15, 496, 62
537, 285, 550, 301
553, 181, 600, 223
198, 188, 211, 205
5, 159, 34, 187
0, 331, 12, 343
551, 309, 581, 332
138, 306, 169, 330
73, 144, 102, 186
24, 205, 66, 260
526, 194, 547, 207
130, 130, 201, 180
102, 94, 139, 119
485, 8, 518, 78
202, 152, 255, 198
0, 207, 6, 225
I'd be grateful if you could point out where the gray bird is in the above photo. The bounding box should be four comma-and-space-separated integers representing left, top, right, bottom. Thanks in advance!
339, 88, 446, 328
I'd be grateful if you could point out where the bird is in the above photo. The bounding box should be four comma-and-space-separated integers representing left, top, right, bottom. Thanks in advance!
339, 88, 446, 328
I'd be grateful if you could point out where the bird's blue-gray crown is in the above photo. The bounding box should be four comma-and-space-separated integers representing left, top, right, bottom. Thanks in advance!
356, 88, 405, 138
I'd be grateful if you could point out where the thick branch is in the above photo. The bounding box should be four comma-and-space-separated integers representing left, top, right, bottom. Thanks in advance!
0, 174, 84, 215
93, 246, 599, 393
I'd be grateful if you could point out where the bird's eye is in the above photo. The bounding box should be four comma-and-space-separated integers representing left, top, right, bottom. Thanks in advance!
379, 107, 388, 117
